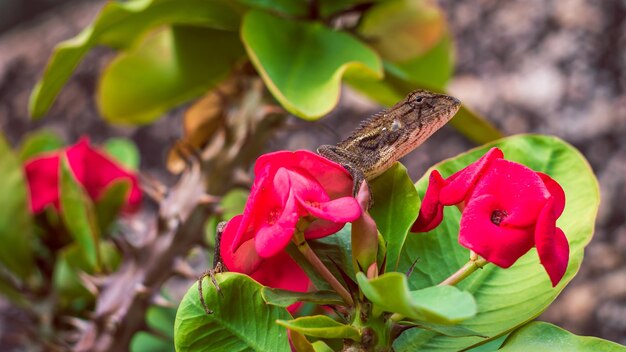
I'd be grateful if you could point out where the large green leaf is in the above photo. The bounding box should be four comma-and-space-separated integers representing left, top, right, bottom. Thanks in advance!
394, 134, 600, 351
59, 158, 101, 271
277, 315, 360, 341
98, 26, 244, 124
499, 322, 626, 351
241, 10, 382, 119
175, 272, 291, 352
356, 272, 476, 324
262, 287, 344, 307
369, 162, 420, 272
0, 135, 35, 279
30, 0, 241, 118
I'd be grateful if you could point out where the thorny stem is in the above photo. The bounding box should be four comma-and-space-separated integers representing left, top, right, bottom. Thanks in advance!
292, 230, 354, 306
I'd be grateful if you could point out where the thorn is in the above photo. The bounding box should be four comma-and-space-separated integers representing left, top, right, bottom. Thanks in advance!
61, 316, 89, 331
152, 294, 175, 308
173, 258, 196, 279
135, 283, 151, 297
77, 272, 100, 295
406, 256, 420, 278
198, 194, 220, 205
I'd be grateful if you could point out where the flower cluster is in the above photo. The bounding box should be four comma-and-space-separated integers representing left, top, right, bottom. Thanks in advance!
412, 148, 569, 286
220, 150, 362, 309
24, 138, 142, 214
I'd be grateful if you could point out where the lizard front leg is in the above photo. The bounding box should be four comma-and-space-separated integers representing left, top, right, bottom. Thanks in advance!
197, 221, 229, 314
317, 145, 371, 206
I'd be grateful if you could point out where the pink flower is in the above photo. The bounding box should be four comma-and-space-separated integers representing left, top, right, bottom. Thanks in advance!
24, 137, 142, 214
219, 150, 362, 310
412, 148, 569, 286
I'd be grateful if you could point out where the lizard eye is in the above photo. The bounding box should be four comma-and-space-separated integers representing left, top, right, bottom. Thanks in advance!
414, 96, 424, 103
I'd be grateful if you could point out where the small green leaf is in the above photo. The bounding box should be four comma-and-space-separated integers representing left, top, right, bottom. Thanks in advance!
18, 129, 64, 162
357, 272, 476, 324
241, 10, 382, 119
499, 322, 626, 352
449, 105, 505, 145
220, 188, 250, 219
175, 272, 291, 352
59, 157, 101, 271
312, 341, 335, 352
98, 26, 244, 124
30, 0, 242, 118
130, 332, 173, 352
0, 134, 35, 279
94, 180, 131, 234
395, 135, 600, 351
318, 0, 385, 18
369, 162, 420, 272
131, 305, 176, 352
103, 138, 140, 169
262, 287, 344, 308
277, 315, 360, 341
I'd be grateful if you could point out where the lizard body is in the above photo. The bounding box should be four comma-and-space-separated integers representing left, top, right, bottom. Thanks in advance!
318, 89, 461, 195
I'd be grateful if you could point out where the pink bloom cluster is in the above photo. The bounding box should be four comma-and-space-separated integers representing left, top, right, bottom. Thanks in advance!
24, 138, 142, 214
412, 148, 569, 286
220, 151, 362, 311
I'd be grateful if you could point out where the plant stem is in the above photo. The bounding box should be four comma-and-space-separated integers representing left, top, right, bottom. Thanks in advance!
293, 231, 354, 306
438, 254, 489, 286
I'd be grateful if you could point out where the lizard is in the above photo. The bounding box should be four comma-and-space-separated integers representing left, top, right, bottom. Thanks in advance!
198, 89, 461, 313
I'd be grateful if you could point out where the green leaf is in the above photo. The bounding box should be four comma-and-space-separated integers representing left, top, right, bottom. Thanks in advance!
394, 134, 600, 351
358, 0, 446, 63
357, 272, 476, 324
449, 105, 505, 145
241, 10, 382, 119
220, 188, 250, 219
0, 134, 35, 279
94, 180, 131, 234
235, 0, 308, 17
131, 305, 176, 352
98, 26, 244, 124
499, 322, 626, 352
276, 315, 360, 341
175, 272, 291, 352
131, 332, 173, 352
317, 0, 384, 18
399, 321, 486, 338
312, 341, 335, 352
30, 0, 242, 118
59, 158, 101, 271
103, 138, 140, 169
369, 162, 420, 272
262, 287, 344, 307
18, 129, 64, 162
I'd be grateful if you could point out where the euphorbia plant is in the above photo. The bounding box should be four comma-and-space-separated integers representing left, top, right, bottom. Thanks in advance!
175, 135, 621, 351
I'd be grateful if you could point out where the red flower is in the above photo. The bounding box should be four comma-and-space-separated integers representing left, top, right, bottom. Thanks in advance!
219, 150, 362, 310
412, 148, 569, 286
24, 137, 142, 214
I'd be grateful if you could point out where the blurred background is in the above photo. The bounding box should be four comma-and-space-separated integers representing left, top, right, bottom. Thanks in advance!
0, 0, 624, 345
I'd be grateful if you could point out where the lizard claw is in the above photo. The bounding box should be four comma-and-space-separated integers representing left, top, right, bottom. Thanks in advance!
197, 262, 226, 315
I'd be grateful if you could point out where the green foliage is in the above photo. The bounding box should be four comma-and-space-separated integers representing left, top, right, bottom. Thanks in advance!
103, 138, 140, 169
394, 134, 600, 351
499, 322, 626, 352
369, 162, 420, 272
59, 157, 101, 271
175, 272, 291, 352
262, 287, 344, 308
131, 306, 177, 352
98, 26, 244, 123
29, 0, 241, 119
277, 315, 361, 341
241, 10, 382, 119
0, 135, 35, 280
18, 129, 64, 162
356, 272, 477, 324
94, 180, 131, 234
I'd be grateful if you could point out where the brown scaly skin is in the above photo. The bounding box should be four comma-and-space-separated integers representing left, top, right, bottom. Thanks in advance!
318, 89, 461, 196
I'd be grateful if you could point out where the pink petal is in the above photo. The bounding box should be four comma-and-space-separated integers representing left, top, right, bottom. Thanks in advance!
294, 150, 352, 199
304, 220, 345, 239
254, 191, 300, 258
473, 159, 550, 228
220, 215, 263, 274
297, 195, 361, 223
440, 147, 503, 205
537, 172, 566, 218
249, 251, 311, 313
24, 153, 61, 213
535, 199, 569, 287
411, 170, 446, 233
66, 137, 142, 212
459, 194, 535, 268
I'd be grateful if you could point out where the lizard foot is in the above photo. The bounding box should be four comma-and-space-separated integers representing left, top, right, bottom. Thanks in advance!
197, 262, 225, 315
